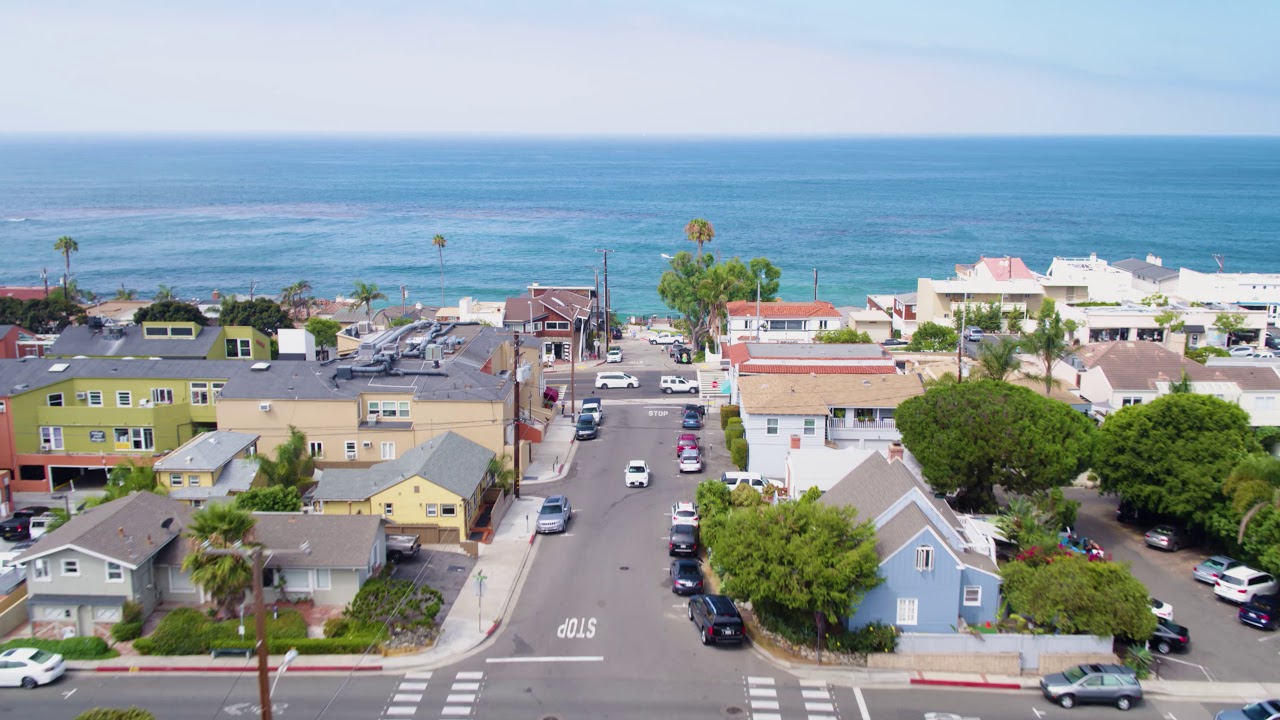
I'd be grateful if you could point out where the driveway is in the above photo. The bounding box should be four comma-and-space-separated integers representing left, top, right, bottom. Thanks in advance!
1069, 487, 1279, 682
389, 548, 477, 620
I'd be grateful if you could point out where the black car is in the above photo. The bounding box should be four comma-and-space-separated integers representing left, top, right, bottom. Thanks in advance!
1240, 593, 1280, 631
670, 558, 705, 595
1150, 618, 1190, 654
669, 524, 699, 557
610, 327, 623, 340
0, 506, 50, 541
682, 403, 706, 418
575, 414, 598, 441
688, 594, 745, 645
881, 338, 909, 347
681, 410, 703, 430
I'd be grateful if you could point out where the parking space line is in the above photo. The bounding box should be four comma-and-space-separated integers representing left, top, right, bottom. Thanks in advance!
853, 687, 870, 720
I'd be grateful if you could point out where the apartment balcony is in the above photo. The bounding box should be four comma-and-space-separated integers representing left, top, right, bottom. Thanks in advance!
829, 418, 897, 431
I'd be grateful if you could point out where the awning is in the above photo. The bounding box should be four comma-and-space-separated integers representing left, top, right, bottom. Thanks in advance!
1183, 325, 1206, 334
543, 386, 560, 402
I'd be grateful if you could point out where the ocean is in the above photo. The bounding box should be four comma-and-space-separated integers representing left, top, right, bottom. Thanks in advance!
1, 137, 1278, 316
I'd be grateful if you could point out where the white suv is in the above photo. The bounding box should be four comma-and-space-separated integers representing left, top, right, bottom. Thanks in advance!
1215, 566, 1278, 604
625, 460, 650, 488
649, 333, 684, 345
660, 376, 700, 394
595, 372, 639, 389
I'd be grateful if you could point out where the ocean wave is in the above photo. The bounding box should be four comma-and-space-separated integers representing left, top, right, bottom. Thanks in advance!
4, 217, 25, 222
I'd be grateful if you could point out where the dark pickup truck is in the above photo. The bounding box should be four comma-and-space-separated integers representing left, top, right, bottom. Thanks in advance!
386, 534, 421, 562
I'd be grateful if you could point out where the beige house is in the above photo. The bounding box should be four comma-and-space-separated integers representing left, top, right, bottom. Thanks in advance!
152, 430, 260, 508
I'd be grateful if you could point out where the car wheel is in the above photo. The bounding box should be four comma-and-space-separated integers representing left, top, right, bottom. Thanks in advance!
21, 677, 37, 689
1058, 694, 1075, 709
1155, 640, 1172, 654
1115, 695, 1133, 711
689, 387, 697, 394
1171, 543, 1179, 552
700, 630, 713, 645
663, 388, 672, 394
629, 382, 638, 388
688, 605, 694, 620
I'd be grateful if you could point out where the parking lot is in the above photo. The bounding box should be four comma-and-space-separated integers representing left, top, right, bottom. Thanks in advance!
1069, 487, 1280, 682
388, 546, 477, 620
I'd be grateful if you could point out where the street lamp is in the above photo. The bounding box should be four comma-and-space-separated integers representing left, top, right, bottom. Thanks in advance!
270, 647, 300, 699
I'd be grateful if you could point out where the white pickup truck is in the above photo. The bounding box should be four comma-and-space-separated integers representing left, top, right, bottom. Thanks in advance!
660, 376, 700, 394
386, 534, 421, 562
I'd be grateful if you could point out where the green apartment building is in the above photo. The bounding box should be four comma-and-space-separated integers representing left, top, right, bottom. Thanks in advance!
48, 321, 271, 361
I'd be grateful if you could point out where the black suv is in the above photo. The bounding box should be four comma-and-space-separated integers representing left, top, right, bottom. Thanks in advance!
1150, 618, 1190, 654
0, 506, 51, 541
668, 524, 699, 557
688, 594, 745, 645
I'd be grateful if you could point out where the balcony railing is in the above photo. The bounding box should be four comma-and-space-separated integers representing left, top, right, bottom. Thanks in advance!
829, 418, 897, 430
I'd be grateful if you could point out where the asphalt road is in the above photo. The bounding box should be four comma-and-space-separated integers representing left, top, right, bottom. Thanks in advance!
1068, 487, 1280, 682
862, 687, 1240, 720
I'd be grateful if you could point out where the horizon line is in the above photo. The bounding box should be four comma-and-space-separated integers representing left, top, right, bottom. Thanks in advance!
1, 131, 1279, 142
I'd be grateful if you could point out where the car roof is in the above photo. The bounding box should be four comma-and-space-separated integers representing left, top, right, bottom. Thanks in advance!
671, 524, 696, 535
544, 495, 566, 505
680, 448, 700, 456
0, 647, 38, 659
679, 433, 697, 440
1204, 555, 1237, 564
673, 501, 696, 511
1223, 565, 1269, 580
672, 558, 700, 570
703, 595, 739, 615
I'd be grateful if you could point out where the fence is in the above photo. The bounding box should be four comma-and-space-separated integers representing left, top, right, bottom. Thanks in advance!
0, 584, 29, 637
894, 632, 1115, 673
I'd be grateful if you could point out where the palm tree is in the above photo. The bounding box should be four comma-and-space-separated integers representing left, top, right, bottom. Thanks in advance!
1224, 453, 1280, 543
487, 454, 517, 493
254, 426, 315, 488
696, 263, 745, 353
975, 337, 1023, 382
154, 284, 176, 302
432, 234, 447, 306
113, 284, 138, 301
684, 218, 716, 260
182, 503, 257, 618
53, 236, 78, 298
293, 280, 313, 319
351, 280, 387, 321
1020, 299, 1068, 395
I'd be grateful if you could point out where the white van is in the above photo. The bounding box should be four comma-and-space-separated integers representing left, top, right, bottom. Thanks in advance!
595, 372, 639, 389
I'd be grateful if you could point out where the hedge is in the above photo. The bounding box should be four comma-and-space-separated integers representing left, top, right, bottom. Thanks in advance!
208, 637, 381, 655
110, 621, 143, 643
324, 617, 387, 640
729, 438, 749, 470
0, 636, 117, 660
720, 405, 740, 430
725, 425, 745, 446
74, 709, 156, 720
208, 609, 308, 641
141, 607, 311, 655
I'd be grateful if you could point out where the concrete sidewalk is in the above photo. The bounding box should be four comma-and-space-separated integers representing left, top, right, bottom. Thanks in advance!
524, 413, 577, 484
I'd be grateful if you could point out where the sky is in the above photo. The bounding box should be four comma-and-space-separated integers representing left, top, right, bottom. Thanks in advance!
2, 0, 1278, 136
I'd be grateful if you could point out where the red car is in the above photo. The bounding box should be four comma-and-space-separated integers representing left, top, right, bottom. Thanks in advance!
676, 433, 699, 456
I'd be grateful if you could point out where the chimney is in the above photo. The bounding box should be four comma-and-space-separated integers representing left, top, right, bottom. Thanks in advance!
1089, 252, 1097, 262
790, 435, 801, 450
888, 442, 905, 463
1146, 253, 1162, 266
212, 289, 220, 301
118, 527, 125, 537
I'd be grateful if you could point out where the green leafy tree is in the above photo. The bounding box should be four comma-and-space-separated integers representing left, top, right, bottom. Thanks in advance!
432, 234, 448, 305
1001, 554, 1156, 640
1223, 453, 1280, 543
153, 285, 176, 302
657, 253, 780, 351
1020, 298, 1068, 395
487, 454, 516, 493
747, 257, 781, 302
218, 297, 294, 336
906, 322, 957, 352
1153, 309, 1185, 334
1186, 345, 1230, 364
1258, 427, 1280, 452
254, 426, 315, 488
233, 485, 303, 512
305, 317, 341, 348
1214, 312, 1246, 344
697, 262, 748, 353
133, 300, 208, 326
994, 497, 1057, 550
1094, 394, 1260, 524
280, 280, 313, 320
351, 280, 387, 321
54, 235, 79, 298
896, 380, 1095, 511
814, 328, 873, 344
684, 218, 716, 260
974, 336, 1023, 381
951, 301, 1005, 333
713, 493, 882, 639
182, 504, 257, 619
6, 297, 86, 332
1140, 293, 1170, 307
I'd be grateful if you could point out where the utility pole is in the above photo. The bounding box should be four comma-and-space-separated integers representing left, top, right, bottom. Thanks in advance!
513, 329, 522, 499
813, 268, 818, 302
400, 285, 408, 316
957, 294, 967, 382
41, 268, 49, 299
755, 271, 763, 343
569, 317, 576, 418
596, 249, 612, 355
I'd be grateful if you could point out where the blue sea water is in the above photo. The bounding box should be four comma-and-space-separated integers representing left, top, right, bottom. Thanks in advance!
1, 137, 1278, 316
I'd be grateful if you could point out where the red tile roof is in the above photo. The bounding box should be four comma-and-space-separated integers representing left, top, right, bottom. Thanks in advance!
739, 363, 898, 375
724, 300, 840, 318
0, 286, 49, 301
979, 256, 1036, 281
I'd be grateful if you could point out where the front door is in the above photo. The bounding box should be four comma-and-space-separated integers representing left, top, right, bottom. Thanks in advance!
76, 604, 93, 637
542, 342, 555, 362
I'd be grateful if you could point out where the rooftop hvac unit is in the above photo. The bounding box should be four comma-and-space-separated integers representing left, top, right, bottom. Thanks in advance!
345, 451, 357, 460
75, 392, 88, 401
258, 402, 272, 412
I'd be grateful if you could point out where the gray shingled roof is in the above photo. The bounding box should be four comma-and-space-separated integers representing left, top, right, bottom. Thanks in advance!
167, 458, 259, 500
1113, 258, 1179, 283
311, 431, 494, 502
154, 431, 258, 473
873, 502, 937, 558
741, 343, 888, 359
15, 492, 192, 568
49, 324, 222, 358
247, 513, 383, 568
0, 358, 267, 397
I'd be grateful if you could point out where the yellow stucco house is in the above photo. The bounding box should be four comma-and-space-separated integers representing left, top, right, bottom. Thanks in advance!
151, 430, 261, 507
308, 431, 496, 544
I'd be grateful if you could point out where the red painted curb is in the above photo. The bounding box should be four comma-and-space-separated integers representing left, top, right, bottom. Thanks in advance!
486, 620, 501, 638
909, 678, 1023, 690
95, 665, 382, 673
528, 533, 536, 545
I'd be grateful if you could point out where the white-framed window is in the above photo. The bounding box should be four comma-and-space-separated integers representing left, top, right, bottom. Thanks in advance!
47, 392, 64, 407
315, 569, 331, 590
818, 320, 829, 330
169, 473, 184, 487
963, 585, 982, 606
40, 426, 64, 450
544, 321, 569, 331
381, 442, 395, 460
188, 474, 200, 486
1121, 396, 1143, 407
308, 441, 324, 458
33, 559, 50, 581
915, 546, 934, 571
41, 607, 73, 620
425, 504, 438, 517
86, 390, 104, 407
369, 400, 410, 419
226, 338, 252, 358
441, 504, 457, 517
382, 503, 394, 517
896, 598, 918, 626
766, 418, 779, 436
803, 418, 817, 436
190, 382, 209, 405
116, 427, 155, 451
1257, 396, 1276, 411
116, 390, 132, 407
212, 382, 225, 398
151, 387, 174, 405
61, 559, 80, 577
191, 499, 204, 509
530, 322, 542, 331
106, 562, 125, 582
344, 440, 357, 457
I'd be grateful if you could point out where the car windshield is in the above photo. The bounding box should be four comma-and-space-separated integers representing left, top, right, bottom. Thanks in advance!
672, 526, 694, 537
1151, 526, 1173, 534
675, 564, 700, 579
1243, 703, 1279, 720
1062, 666, 1087, 683
540, 504, 563, 515
628, 466, 645, 473
29, 649, 54, 663
681, 451, 698, 460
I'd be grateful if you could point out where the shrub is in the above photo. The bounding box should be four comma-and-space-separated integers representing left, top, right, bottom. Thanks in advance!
324, 617, 386, 640
729, 438, 749, 470
345, 578, 442, 631
208, 637, 379, 655
753, 601, 817, 645
111, 621, 143, 643
74, 709, 156, 720
725, 425, 745, 446
720, 405, 740, 430
323, 617, 351, 639
121, 600, 144, 625
132, 638, 154, 655
1124, 644, 1153, 679
839, 621, 900, 654
208, 609, 308, 641
0, 636, 116, 660
149, 607, 211, 655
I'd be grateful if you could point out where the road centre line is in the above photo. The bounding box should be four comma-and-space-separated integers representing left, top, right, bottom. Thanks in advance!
485, 656, 605, 664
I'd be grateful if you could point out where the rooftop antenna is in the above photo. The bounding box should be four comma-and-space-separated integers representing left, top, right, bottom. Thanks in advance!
1212, 254, 1225, 273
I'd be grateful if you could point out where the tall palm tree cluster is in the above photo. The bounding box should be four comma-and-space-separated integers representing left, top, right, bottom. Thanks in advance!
280, 280, 314, 320
970, 298, 1070, 393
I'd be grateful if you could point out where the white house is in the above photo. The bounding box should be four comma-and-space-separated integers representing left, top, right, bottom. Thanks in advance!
1040, 254, 1144, 305
1059, 301, 1269, 349
1176, 268, 1280, 324
840, 306, 894, 342
1112, 255, 1180, 295
784, 443, 877, 499
914, 256, 1045, 330
724, 300, 843, 345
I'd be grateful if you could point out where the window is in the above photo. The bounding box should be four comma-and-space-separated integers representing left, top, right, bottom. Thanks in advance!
61, 559, 80, 577
1257, 396, 1277, 411
766, 418, 779, 436
191, 500, 203, 510
963, 586, 982, 606
169, 326, 194, 337
1121, 397, 1143, 407
413, 485, 420, 494
211, 382, 225, 398
915, 546, 935, 571
47, 392, 64, 407
530, 322, 542, 331
425, 504, 438, 517
40, 426, 64, 450
116, 390, 132, 407
896, 598, 918, 626
370, 400, 410, 419
308, 441, 324, 458
144, 326, 169, 337
106, 562, 124, 582
226, 338, 252, 358
93, 607, 122, 622
190, 382, 209, 405
344, 440, 357, 458
382, 503, 394, 517
169, 473, 184, 487
40, 607, 72, 620
315, 569, 331, 590
116, 427, 154, 451
818, 320, 829, 330
803, 418, 817, 436
33, 559, 50, 581
381, 442, 395, 460
151, 388, 174, 405
544, 321, 569, 331
441, 504, 457, 517
188, 474, 200, 486
86, 390, 103, 407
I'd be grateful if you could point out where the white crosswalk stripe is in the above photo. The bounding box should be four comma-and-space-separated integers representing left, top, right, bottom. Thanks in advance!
384, 669, 485, 720
745, 676, 839, 720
